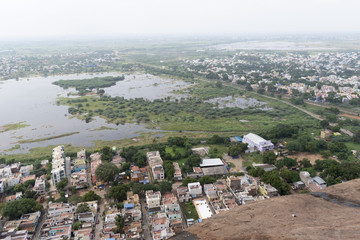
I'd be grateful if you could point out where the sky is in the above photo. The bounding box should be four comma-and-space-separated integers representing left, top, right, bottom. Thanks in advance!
0, 0, 359, 39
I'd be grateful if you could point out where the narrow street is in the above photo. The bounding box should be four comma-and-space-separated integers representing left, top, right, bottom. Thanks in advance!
94, 198, 105, 239
140, 197, 152, 240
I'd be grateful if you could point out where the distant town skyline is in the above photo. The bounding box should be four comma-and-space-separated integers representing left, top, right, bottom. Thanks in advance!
0, 0, 359, 40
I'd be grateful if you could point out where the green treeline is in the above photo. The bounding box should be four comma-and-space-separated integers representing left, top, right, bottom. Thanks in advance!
53, 75, 125, 90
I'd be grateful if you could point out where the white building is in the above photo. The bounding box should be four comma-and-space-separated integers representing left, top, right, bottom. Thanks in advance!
152, 165, 165, 181
47, 203, 75, 217
188, 182, 202, 196
146, 190, 161, 209
0, 180, 4, 193
243, 133, 274, 152
34, 177, 46, 194
7, 174, 21, 187
19, 165, 33, 177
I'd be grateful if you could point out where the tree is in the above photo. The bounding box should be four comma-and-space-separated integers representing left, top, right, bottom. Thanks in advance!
262, 151, 277, 165
100, 146, 114, 162
23, 190, 37, 199
299, 158, 312, 168
96, 162, 119, 182
114, 215, 125, 234
279, 168, 300, 183
76, 203, 90, 213
56, 178, 68, 191
132, 152, 147, 167
159, 181, 173, 193
2, 198, 43, 220
228, 143, 248, 157
82, 190, 101, 202
73, 221, 81, 230
320, 120, 329, 129
199, 176, 216, 186
14, 184, 26, 193
106, 184, 130, 202
181, 177, 198, 186
215, 81, 223, 88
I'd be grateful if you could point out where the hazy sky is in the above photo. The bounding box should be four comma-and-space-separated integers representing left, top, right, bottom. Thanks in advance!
0, 0, 359, 39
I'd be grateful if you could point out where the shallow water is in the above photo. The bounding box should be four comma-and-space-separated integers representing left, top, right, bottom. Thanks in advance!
0, 73, 188, 153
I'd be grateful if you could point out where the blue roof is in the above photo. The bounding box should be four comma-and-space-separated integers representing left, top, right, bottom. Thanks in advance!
235, 136, 243, 142
124, 203, 134, 209
106, 238, 116, 240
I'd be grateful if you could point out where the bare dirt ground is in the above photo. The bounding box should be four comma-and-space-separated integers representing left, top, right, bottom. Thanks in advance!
341, 113, 360, 121
172, 178, 360, 240
222, 153, 244, 172
284, 152, 325, 164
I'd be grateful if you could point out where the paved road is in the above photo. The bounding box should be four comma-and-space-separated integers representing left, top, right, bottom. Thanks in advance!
94, 198, 105, 239
140, 197, 152, 240
33, 211, 46, 239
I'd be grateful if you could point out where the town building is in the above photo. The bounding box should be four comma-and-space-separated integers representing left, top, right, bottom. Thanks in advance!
188, 182, 202, 197
243, 133, 274, 152
146, 190, 161, 209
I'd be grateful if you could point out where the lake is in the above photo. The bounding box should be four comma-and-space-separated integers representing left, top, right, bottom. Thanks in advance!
0, 73, 188, 153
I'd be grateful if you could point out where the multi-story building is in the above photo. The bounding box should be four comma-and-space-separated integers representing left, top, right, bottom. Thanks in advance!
242, 133, 274, 152
152, 165, 165, 181
34, 177, 46, 194
226, 176, 242, 191
146, 190, 161, 209
188, 182, 202, 197
176, 186, 192, 203
47, 203, 75, 218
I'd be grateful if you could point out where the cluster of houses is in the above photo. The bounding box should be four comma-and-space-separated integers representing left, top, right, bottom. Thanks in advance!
145, 190, 184, 240
39, 200, 98, 240
298, 171, 327, 192
70, 149, 88, 189
1, 211, 42, 239
0, 161, 47, 204
101, 192, 142, 239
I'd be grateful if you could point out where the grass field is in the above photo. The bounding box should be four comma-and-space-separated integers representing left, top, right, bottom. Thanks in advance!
180, 202, 199, 220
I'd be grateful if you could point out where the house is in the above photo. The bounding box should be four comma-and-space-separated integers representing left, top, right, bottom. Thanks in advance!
47, 203, 75, 217
294, 181, 305, 189
252, 163, 277, 172
7, 174, 21, 187
176, 186, 192, 203
204, 184, 218, 201
90, 153, 102, 184
0, 180, 4, 193
10, 162, 21, 173
40, 224, 72, 240
200, 158, 228, 176
19, 211, 41, 232
147, 151, 163, 168
152, 212, 170, 232
191, 147, 210, 156
34, 177, 46, 194
173, 162, 182, 181
193, 198, 213, 220
186, 167, 204, 179
188, 182, 202, 197
243, 133, 274, 152
146, 190, 161, 209
226, 176, 241, 191
6, 192, 23, 202
152, 165, 165, 181
19, 165, 33, 176
78, 212, 95, 223
51, 157, 66, 186
313, 176, 327, 189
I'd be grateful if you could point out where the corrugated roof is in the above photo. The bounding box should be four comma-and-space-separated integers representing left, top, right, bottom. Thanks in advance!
200, 158, 224, 167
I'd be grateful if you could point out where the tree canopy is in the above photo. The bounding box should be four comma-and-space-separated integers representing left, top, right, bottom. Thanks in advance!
95, 162, 119, 182
2, 198, 43, 220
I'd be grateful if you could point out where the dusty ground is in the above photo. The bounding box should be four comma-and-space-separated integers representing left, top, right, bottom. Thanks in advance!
222, 153, 244, 172
172, 178, 360, 240
340, 113, 360, 121
279, 152, 337, 165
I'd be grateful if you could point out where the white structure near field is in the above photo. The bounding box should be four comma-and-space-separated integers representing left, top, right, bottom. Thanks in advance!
243, 133, 274, 152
